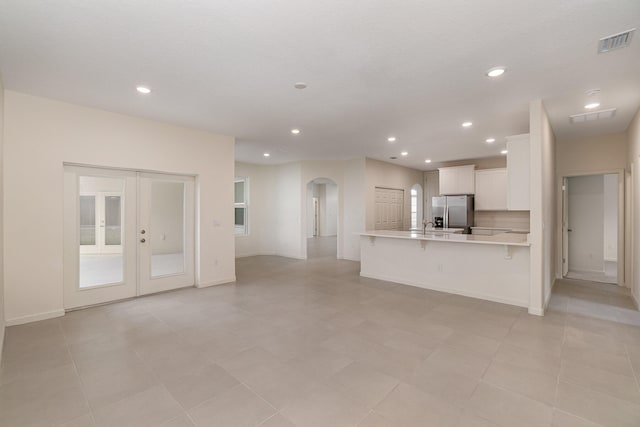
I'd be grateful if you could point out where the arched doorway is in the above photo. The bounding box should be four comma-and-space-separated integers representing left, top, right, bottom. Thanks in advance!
306, 178, 338, 258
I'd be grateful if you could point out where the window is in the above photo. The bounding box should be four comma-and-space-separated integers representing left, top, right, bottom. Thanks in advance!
410, 188, 418, 229
234, 178, 248, 235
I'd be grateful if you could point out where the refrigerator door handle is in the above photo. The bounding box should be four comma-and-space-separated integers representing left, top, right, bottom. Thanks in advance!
444, 205, 448, 229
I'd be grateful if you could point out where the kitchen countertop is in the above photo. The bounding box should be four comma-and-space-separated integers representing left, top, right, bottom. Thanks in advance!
359, 229, 530, 246
471, 226, 530, 233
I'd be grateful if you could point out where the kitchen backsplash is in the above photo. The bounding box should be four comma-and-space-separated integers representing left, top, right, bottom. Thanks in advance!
474, 210, 530, 230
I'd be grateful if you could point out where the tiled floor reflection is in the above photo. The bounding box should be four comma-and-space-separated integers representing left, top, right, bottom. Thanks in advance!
2, 256, 640, 426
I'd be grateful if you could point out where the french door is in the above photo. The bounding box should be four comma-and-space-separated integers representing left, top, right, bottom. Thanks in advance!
64, 166, 195, 310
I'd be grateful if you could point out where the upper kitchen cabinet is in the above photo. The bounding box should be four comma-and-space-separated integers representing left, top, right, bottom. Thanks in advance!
439, 165, 475, 195
475, 168, 507, 210
506, 134, 530, 210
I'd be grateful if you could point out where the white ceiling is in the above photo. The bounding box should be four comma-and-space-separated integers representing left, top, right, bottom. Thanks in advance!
0, 0, 638, 170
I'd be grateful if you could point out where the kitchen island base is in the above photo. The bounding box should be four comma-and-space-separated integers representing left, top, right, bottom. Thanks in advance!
360, 233, 530, 309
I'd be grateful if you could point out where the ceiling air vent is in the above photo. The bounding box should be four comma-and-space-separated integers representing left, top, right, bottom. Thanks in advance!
569, 108, 617, 124
598, 28, 635, 53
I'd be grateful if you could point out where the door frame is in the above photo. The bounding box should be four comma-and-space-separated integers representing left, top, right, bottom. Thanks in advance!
63, 163, 197, 310
558, 169, 625, 287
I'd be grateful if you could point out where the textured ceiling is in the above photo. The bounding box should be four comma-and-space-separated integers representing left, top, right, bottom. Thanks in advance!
0, 0, 638, 169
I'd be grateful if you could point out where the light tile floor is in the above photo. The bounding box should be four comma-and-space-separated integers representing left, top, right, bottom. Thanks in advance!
2, 256, 640, 426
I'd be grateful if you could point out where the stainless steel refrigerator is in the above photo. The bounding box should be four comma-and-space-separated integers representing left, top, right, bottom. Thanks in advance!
432, 195, 474, 234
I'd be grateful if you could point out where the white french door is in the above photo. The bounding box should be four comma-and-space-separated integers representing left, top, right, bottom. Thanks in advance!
64, 166, 195, 310
138, 172, 195, 295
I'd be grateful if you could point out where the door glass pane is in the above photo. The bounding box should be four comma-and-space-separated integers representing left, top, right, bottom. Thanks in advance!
79, 176, 125, 288
151, 181, 185, 277
104, 196, 122, 245
79, 196, 96, 245
234, 180, 245, 203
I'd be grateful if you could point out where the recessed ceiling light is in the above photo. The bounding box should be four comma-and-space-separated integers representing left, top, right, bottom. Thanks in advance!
401, 151, 408, 156
425, 159, 432, 163
291, 129, 301, 134
501, 150, 508, 155
584, 102, 601, 109
462, 121, 473, 128
486, 67, 506, 77
263, 153, 270, 157
485, 138, 495, 143
294, 82, 307, 89
136, 86, 151, 94
387, 137, 396, 142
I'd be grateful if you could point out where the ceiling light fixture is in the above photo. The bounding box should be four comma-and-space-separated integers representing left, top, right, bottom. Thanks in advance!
263, 153, 270, 157
387, 137, 396, 142
425, 159, 432, 163
294, 82, 307, 89
401, 151, 408, 156
462, 121, 473, 128
485, 138, 495, 143
584, 102, 601, 109
291, 129, 301, 134
486, 67, 506, 77
501, 150, 508, 155
136, 86, 151, 94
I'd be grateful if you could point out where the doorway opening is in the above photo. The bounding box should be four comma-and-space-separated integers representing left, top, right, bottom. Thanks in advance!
64, 165, 195, 310
562, 172, 622, 285
306, 178, 338, 258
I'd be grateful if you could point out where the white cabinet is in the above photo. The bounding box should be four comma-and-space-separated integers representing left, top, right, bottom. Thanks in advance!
438, 165, 475, 195
506, 134, 530, 210
475, 168, 507, 211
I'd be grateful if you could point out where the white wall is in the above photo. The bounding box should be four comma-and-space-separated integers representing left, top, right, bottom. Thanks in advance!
322, 183, 338, 236
628, 107, 640, 307
529, 100, 556, 315
342, 158, 366, 261
3, 91, 235, 325
603, 173, 618, 262
365, 158, 424, 231
234, 162, 277, 258
0, 74, 5, 359
235, 159, 364, 261
567, 175, 604, 272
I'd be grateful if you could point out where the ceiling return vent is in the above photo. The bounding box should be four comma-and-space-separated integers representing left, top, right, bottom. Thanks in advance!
569, 108, 617, 124
598, 28, 635, 53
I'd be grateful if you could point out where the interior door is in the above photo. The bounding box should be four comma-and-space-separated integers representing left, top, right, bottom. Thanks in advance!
562, 177, 569, 276
138, 173, 195, 295
64, 167, 138, 309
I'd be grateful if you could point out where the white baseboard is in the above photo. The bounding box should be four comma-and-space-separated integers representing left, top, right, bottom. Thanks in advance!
197, 276, 236, 288
6, 309, 65, 326
360, 271, 529, 309
528, 307, 545, 316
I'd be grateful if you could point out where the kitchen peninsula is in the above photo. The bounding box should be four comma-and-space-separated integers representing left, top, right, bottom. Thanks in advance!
359, 230, 531, 308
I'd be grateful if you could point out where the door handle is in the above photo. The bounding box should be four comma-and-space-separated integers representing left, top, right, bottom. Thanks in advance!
140, 229, 146, 234
567, 229, 573, 232
140, 238, 146, 243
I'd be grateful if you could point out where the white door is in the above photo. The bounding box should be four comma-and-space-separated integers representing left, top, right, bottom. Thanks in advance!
64, 167, 138, 309
138, 173, 195, 295
64, 167, 195, 309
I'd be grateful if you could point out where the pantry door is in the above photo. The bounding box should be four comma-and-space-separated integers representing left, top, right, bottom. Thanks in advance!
138, 172, 195, 295
64, 166, 138, 309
